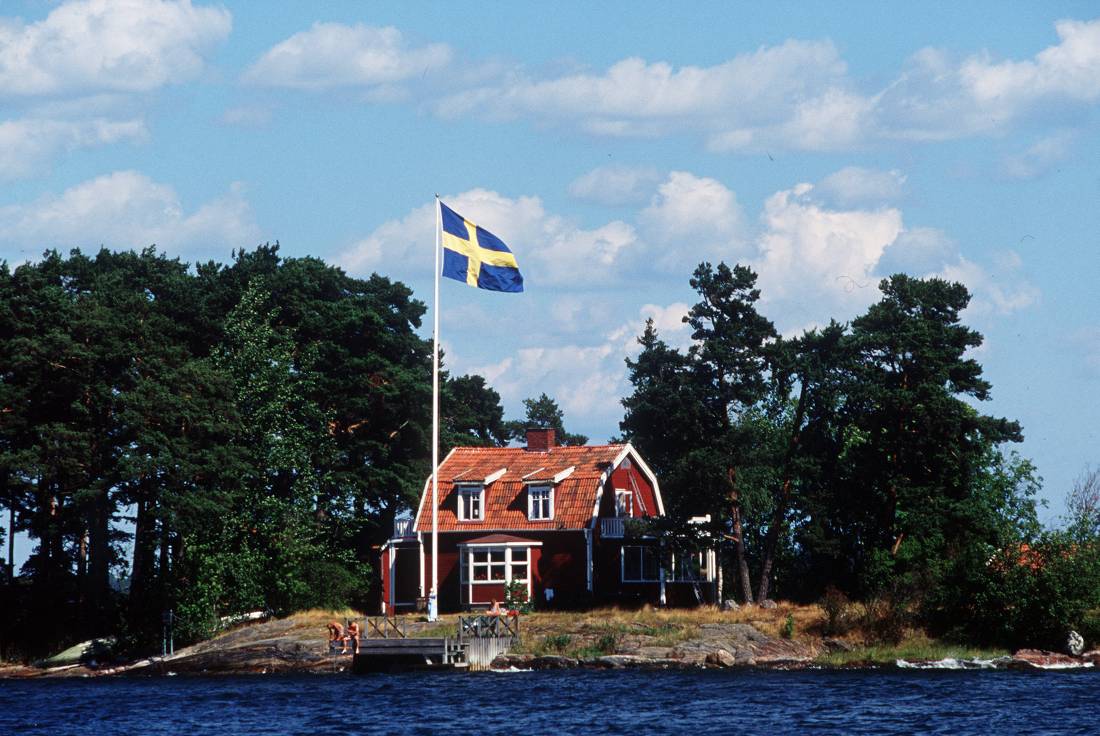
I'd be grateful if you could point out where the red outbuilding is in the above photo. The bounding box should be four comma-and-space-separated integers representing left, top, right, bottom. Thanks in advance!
380, 428, 717, 613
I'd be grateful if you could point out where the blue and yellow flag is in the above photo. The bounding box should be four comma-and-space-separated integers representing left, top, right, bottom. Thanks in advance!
440, 201, 524, 293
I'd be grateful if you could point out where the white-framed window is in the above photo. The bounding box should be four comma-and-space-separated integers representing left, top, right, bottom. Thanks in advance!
615, 489, 633, 518
621, 545, 660, 582
457, 485, 484, 521
528, 485, 553, 520
667, 551, 704, 582
460, 546, 530, 584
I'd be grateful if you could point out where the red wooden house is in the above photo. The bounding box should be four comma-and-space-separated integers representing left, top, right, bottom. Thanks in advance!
380, 428, 717, 613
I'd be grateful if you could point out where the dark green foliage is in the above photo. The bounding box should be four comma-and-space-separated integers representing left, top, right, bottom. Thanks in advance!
504, 578, 532, 613
0, 245, 437, 656
621, 263, 778, 603
505, 393, 588, 446
442, 374, 509, 452
1077, 609, 1100, 650
618, 265, 1066, 646
967, 532, 1100, 648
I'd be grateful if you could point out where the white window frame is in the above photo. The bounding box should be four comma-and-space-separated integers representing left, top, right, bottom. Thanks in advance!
621, 545, 660, 583
615, 489, 633, 518
458, 542, 540, 605
456, 485, 485, 522
527, 484, 554, 521
667, 550, 705, 582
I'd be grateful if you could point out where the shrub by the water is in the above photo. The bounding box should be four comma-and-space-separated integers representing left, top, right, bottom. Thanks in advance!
542, 634, 572, 653
1077, 609, 1100, 650
781, 613, 795, 639
821, 586, 854, 636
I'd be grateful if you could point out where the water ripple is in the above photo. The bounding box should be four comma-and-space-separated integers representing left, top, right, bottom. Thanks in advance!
1, 669, 1098, 735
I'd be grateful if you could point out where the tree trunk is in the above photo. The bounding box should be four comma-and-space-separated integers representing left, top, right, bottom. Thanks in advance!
87, 485, 111, 622
130, 492, 155, 607
6, 472, 14, 585
727, 467, 754, 604
757, 382, 808, 603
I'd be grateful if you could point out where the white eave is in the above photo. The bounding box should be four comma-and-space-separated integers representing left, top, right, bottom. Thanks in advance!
552, 465, 576, 483
590, 444, 665, 525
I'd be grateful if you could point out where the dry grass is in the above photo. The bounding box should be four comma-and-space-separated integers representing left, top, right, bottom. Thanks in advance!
507, 603, 832, 656
219, 604, 995, 666
210, 608, 366, 642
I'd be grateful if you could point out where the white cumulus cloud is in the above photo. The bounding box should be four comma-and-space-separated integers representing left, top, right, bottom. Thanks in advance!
640, 171, 748, 271
817, 166, 907, 206
0, 117, 148, 179
567, 165, 660, 206
0, 0, 231, 97
1001, 131, 1075, 179
752, 183, 904, 323
243, 23, 452, 91
0, 170, 261, 261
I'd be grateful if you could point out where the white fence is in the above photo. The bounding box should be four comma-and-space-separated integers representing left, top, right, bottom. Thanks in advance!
601, 517, 625, 538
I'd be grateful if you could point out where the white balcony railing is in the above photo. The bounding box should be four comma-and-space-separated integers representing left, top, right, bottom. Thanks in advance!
393, 518, 415, 538
601, 517, 625, 538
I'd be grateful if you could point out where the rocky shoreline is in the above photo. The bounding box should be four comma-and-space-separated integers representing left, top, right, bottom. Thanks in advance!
4, 618, 1099, 678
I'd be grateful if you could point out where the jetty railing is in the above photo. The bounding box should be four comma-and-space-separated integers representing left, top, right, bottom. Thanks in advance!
367, 616, 408, 639
457, 614, 520, 671
458, 614, 519, 640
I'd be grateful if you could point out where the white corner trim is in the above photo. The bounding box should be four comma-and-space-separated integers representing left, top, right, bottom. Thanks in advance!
413, 446, 459, 531
485, 467, 507, 485
552, 465, 576, 484
621, 444, 665, 516
521, 466, 546, 480
590, 465, 611, 528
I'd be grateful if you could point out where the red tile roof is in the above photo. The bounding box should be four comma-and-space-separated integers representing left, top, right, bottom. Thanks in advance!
415, 444, 626, 532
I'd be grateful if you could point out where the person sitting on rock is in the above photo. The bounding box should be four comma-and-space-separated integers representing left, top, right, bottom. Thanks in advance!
345, 621, 360, 655
327, 621, 344, 653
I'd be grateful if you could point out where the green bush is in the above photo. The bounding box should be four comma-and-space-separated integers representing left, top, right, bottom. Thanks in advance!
594, 632, 620, 654
504, 579, 532, 613
781, 613, 795, 639
542, 634, 571, 652
970, 533, 1100, 649
1077, 609, 1100, 650
821, 586, 853, 636
860, 593, 911, 645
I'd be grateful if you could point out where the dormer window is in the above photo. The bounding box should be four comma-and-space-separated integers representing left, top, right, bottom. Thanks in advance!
528, 485, 554, 520
457, 486, 484, 521
615, 489, 633, 518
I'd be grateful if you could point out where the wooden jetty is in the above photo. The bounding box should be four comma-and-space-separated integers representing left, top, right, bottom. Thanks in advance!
352, 614, 518, 673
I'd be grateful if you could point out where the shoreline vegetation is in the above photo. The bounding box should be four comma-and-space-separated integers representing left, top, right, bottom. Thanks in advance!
7, 604, 1097, 679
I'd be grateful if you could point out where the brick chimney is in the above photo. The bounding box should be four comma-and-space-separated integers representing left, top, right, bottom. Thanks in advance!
525, 427, 556, 452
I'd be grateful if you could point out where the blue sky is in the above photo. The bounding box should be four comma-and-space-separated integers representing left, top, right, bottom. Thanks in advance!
2, 0, 1099, 535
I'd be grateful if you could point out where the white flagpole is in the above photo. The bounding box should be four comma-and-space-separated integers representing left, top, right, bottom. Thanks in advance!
429, 195, 441, 622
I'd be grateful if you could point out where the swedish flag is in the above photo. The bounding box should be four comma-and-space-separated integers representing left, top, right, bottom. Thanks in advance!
440, 201, 524, 293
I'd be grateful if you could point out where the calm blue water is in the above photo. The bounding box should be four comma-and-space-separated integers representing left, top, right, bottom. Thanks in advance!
1, 669, 1098, 735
